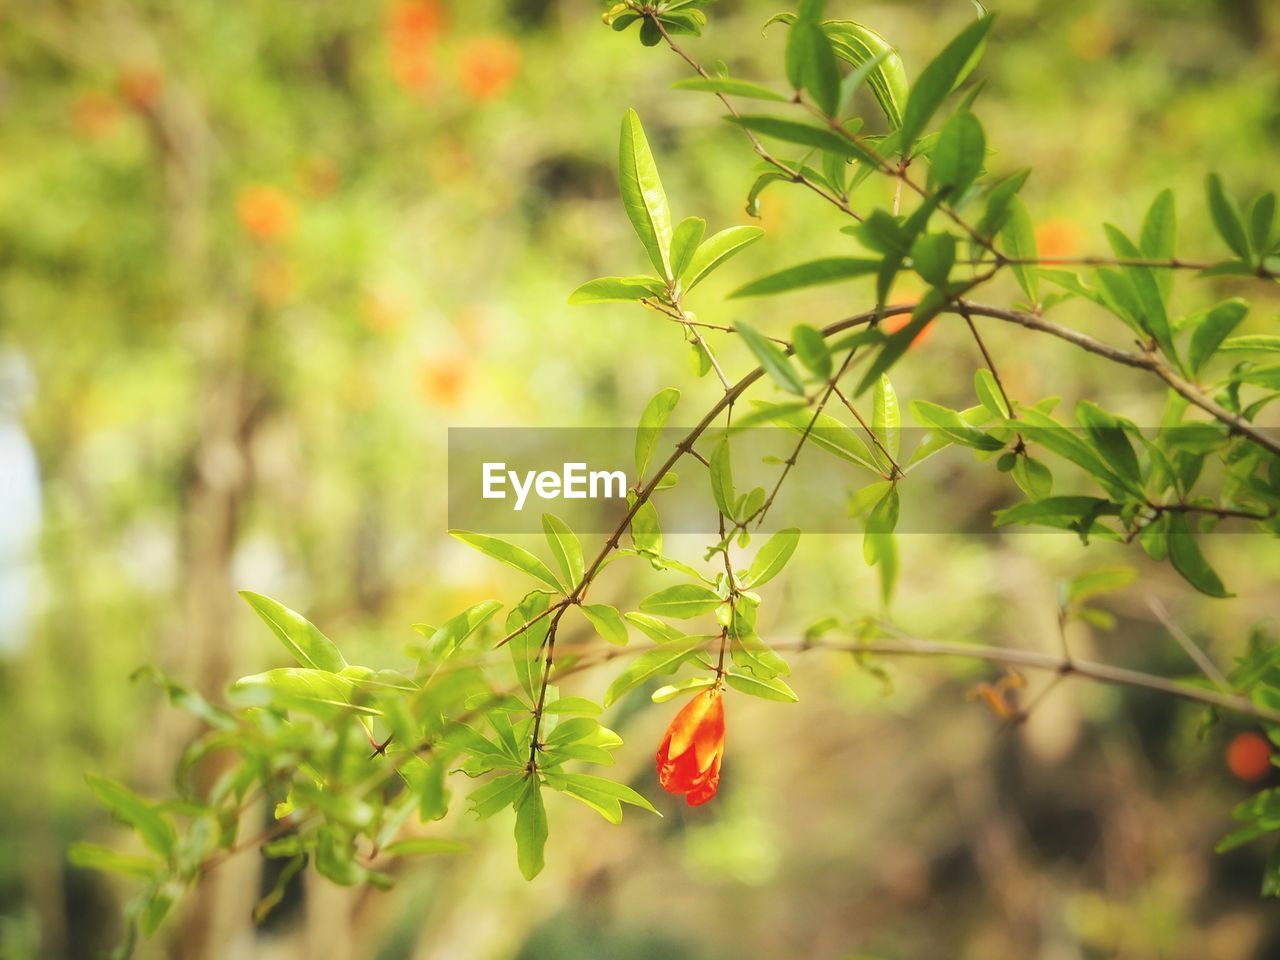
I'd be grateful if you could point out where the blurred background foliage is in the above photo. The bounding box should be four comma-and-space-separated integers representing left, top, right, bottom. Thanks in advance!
0, 0, 1278, 957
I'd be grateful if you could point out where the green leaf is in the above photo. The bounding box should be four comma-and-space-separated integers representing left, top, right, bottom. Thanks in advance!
580, 603, 629, 646
652, 676, 717, 702
619, 109, 673, 278
630, 499, 662, 555
823, 21, 908, 127
547, 772, 658, 825
1076, 402, 1140, 487
929, 111, 985, 196
1140, 188, 1176, 302
974, 369, 1009, 418
639, 584, 722, 619
725, 669, 799, 702
67, 842, 164, 880
672, 76, 789, 102
623, 612, 690, 644
1010, 455, 1053, 500
911, 233, 956, 287
910, 400, 1004, 450
635, 387, 680, 480
468, 774, 525, 820
418, 599, 503, 665
727, 115, 882, 166
568, 275, 666, 305
1248, 191, 1276, 255
1220, 334, 1280, 354
745, 528, 800, 588
994, 496, 1120, 531
541, 696, 601, 716
1103, 223, 1176, 363
670, 216, 706, 281
239, 591, 347, 672
85, 775, 176, 859
872, 375, 900, 460
542, 515, 583, 590
709, 440, 736, 518
735, 321, 805, 395
730, 257, 880, 298
231, 667, 369, 715
514, 777, 548, 880
748, 402, 880, 472
1064, 565, 1136, 605
1188, 298, 1249, 375
792, 324, 832, 378
1205, 173, 1250, 260
999, 195, 1038, 303
604, 635, 707, 706
1167, 513, 1231, 598
684, 226, 764, 290
898, 15, 993, 154
449, 531, 563, 592
381, 837, 469, 857
863, 485, 899, 604
787, 0, 841, 116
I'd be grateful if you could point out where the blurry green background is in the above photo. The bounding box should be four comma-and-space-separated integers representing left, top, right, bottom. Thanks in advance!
2, 0, 1279, 957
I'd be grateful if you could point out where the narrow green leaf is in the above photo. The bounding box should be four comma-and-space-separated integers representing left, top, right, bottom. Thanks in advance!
635, 387, 680, 481
709, 440, 736, 518
513, 778, 548, 880
670, 216, 706, 281
580, 603, 629, 646
823, 21, 908, 128
725, 669, 799, 702
787, 0, 841, 116
999, 195, 1038, 303
85, 775, 176, 859
735, 321, 805, 395
1103, 223, 1176, 363
639, 583, 722, 619
791, 324, 832, 378
929, 111, 985, 196
67, 842, 164, 880
1205, 173, 1250, 260
898, 15, 994, 154
542, 514, 583, 590
1076, 401, 1140, 486
1167, 513, 1231, 598
685, 226, 764, 290
1140, 188, 1176, 302
568, 275, 666, 305
239, 591, 347, 672
745, 528, 800, 588
449, 531, 563, 592
419, 599, 503, 665
727, 115, 883, 166
910, 399, 1004, 450
748, 402, 880, 471
872, 375, 900, 460
672, 77, 789, 102
974, 368, 1009, 418
604, 635, 707, 706
619, 109, 673, 278
730, 257, 880, 298
1188, 299, 1249, 375
1248, 192, 1276, 256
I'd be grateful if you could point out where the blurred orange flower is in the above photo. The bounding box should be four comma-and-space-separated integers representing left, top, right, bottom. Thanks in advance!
71, 92, 120, 140
1035, 218, 1081, 259
236, 185, 297, 243
387, 0, 444, 94
656, 688, 725, 806
883, 310, 935, 348
1227, 731, 1272, 783
458, 36, 520, 101
418, 356, 468, 407
118, 68, 162, 112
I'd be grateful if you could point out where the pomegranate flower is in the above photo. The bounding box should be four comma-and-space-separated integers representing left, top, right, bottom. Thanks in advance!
656, 688, 725, 806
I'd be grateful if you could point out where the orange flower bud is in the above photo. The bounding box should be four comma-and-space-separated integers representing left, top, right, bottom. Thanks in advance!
656, 688, 725, 806
1227, 731, 1272, 783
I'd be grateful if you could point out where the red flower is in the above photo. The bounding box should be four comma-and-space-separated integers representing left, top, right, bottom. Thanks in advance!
656, 688, 725, 806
